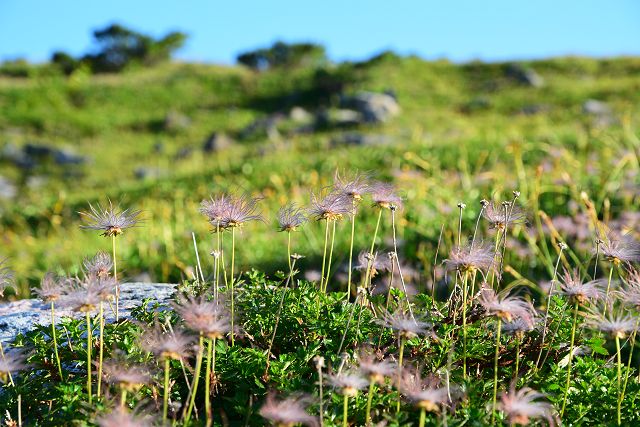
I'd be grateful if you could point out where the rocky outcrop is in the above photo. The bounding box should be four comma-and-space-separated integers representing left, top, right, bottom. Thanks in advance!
0, 283, 177, 344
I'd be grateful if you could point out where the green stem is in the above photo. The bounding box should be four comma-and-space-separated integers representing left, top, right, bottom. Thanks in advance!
287, 231, 292, 277
616, 335, 622, 426
535, 246, 565, 371
515, 336, 520, 380
491, 318, 502, 425
603, 266, 615, 317
347, 203, 357, 297
324, 220, 337, 292
342, 393, 349, 427
320, 219, 330, 291
364, 210, 383, 290
230, 228, 236, 346
621, 318, 639, 405
215, 221, 221, 300
365, 380, 375, 426
396, 336, 405, 413
163, 358, 170, 423
205, 338, 213, 427
489, 231, 501, 288
86, 312, 92, 405
112, 235, 119, 322
462, 271, 469, 380
97, 302, 104, 397
120, 389, 127, 409
418, 407, 426, 427
51, 302, 63, 380
561, 302, 579, 417
185, 334, 205, 423
0, 340, 14, 386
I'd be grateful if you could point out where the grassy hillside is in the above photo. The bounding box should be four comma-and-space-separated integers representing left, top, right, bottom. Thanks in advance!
1, 55, 639, 296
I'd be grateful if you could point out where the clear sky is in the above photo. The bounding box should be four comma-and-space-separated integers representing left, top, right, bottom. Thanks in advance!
1, 1, 639, 64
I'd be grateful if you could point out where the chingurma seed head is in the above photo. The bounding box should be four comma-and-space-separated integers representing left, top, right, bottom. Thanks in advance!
277, 203, 308, 232
308, 190, 352, 221
83, 251, 114, 280
259, 393, 318, 427
370, 181, 403, 210
220, 194, 263, 228
333, 171, 372, 202
398, 369, 451, 413
478, 287, 536, 325
79, 201, 142, 237
139, 322, 193, 361
499, 385, 557, 426
482, 201, 527, 230
0, 258, 13, 297
33, 272, 69, 303
598, 229, 640, 265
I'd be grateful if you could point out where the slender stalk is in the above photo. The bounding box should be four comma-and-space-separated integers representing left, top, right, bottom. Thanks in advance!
120, 389, 127, 408
603, 266, 615, 317
230, 228, 236, 347
324, 220, 337, 292
396, 336, 406, 413
432, 224, 444, 301
317, 360, 324, 427
390, 208, 415, 320
287, 231, 292, 276
347, 201, 357, 297
97, 302, 104, 397
470, 205, 486, 249
621, 318, 639, 405
489, 232, 501, 288
342, 393, 349, 427
561, 302, 579, 417
320, 219, 330, 291
462, 271, 469, 380
535, 245, 565, 370
205, 338, 213, 427
163, 358, 170, 423
364, 210, 383, 289
184, 334, 205, 423
215, 221, 221, 300
86, 312, 92, 405
457, 204, 464, 247
365, 380, 375, 426
112, 235, 119, 322
50, 302, 63, 380
0, 340, 15, 386
418, 407, 426, 427
491, 318, 502, 425
515, 336, 521, 380
616, 335, 622, 426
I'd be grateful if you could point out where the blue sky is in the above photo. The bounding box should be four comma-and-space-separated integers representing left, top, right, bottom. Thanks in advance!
1, 1, 639, 64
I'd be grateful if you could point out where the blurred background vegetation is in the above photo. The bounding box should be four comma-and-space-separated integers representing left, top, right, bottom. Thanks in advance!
1, 24, 639, 298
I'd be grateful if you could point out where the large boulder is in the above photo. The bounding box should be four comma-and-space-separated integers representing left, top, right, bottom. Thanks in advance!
203, 132, 234, 153
0, 283, 177, 344
504, 64, 544, 88
339, 91, 400, 123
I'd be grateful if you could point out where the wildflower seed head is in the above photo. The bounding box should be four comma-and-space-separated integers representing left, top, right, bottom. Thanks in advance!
559, 269, 603, 306
482, 202, 527, 231
478, 287, 536, 325
620, 268, 640, 310
139, 323, 192, 361
355, 250, 392, 278
200, 194, 233, 225
96, 407, 152, 427
220, 194, 263, 228
173, 295, 231, 339
277, 204, 307, 232
501, 318, 536, 339
499, 386, 556, 426
102, 359, 150, 392
80, 201, 141, 237
357, 352, 395, 384
398, 369, 450, 413
379, 310, 435, 339
457, 202, 466, 209
62, 286, 102, 313
259, 393, 318, 427
0, 259, 13, 297
83, 251, 113, 280
587, 311, 637, 339
309, 191, 351, 221
558, 241, 568, 250
327, 371, 369, 396
290, 253, 304, 261
444, 242, 496, 274
370, 181, 403, 210
84, 275, 117, 302
480, 199, 489, 208
512, 190, 521, 199
33, 273, 68, 303
0, 348, 27, 383
313, 355, 325, 369
599, 230, 640, 265
333, 171, 372, 202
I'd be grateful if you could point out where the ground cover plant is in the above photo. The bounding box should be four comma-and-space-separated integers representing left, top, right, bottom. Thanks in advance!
0, 55, 639, 425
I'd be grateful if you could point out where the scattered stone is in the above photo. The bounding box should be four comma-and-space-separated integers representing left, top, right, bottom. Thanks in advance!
461, 97, 492, 113
289, 106, 312, 123
505, 64, 544, 87
339, 91, 400, 123
163, 110, 191, 132
519, 104, 549, 115
0, 283, 177, 344
582, 99, 616, 127
134, 167, 164, 180
0, 176, 16, 199
203, 132, 234, 153
174, 147, 193, 160
331, 132, 394, 147
239, 114, 285, 140
53, 148, 88, 165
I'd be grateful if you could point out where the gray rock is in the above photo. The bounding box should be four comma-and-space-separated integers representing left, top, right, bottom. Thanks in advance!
0, 283, 177, 344
134, 167, 164, 180
0, 176, 16, 199
53, 148, 87, 166
339, 91, 400, 123
289, 106, 312, 123
583, 99, 616, 127
203, 132, 233, 153
331, 132, 394, 147
505, 64, 544, 88
163, 110, 191, 132
239, 114, 285, 140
